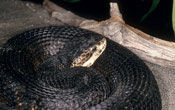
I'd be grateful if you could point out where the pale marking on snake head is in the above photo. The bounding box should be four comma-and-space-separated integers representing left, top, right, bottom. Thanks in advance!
71, 37, 107, 67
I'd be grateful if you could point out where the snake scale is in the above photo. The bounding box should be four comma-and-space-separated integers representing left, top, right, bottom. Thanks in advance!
0, 26, 161, 110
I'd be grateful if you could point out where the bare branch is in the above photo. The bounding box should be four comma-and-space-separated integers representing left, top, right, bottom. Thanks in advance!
43, 0, 175, 68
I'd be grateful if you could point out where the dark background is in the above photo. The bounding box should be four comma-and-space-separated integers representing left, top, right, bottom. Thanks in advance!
117, 0, 174, 41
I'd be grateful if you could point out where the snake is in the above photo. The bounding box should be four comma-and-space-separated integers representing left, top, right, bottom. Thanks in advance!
0, 26, 161, 110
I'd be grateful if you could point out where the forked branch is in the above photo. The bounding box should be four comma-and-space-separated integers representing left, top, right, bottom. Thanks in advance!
43, 0, 175, 68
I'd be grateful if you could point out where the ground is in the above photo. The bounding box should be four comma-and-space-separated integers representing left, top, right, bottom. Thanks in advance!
0, 0, 175, 110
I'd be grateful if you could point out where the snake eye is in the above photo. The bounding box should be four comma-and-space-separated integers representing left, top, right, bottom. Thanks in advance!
92, 47, 97, 52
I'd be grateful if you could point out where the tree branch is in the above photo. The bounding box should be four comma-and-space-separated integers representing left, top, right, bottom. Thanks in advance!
43, 0, 175, 68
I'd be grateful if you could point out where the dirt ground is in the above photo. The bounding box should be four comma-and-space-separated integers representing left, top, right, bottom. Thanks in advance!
0, 0, 175, 110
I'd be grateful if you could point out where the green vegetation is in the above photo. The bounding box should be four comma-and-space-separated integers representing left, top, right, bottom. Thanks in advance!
173, 0, 175, 33
140, 0, 160, 23
141, 0, 175, 34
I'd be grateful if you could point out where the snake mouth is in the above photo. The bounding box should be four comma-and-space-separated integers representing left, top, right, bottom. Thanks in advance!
71, 37, 107, 67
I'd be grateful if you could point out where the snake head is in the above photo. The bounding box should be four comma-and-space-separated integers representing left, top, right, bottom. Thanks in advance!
71, 37, 106, 67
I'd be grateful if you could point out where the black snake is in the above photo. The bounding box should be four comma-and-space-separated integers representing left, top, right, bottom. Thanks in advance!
0, 26, 161, 110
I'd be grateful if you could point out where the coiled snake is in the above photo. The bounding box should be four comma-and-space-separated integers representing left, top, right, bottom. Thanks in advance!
0, 26, 161, 110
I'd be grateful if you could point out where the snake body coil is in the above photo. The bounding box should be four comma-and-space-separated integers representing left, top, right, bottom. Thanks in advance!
0, 26, 161, 110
